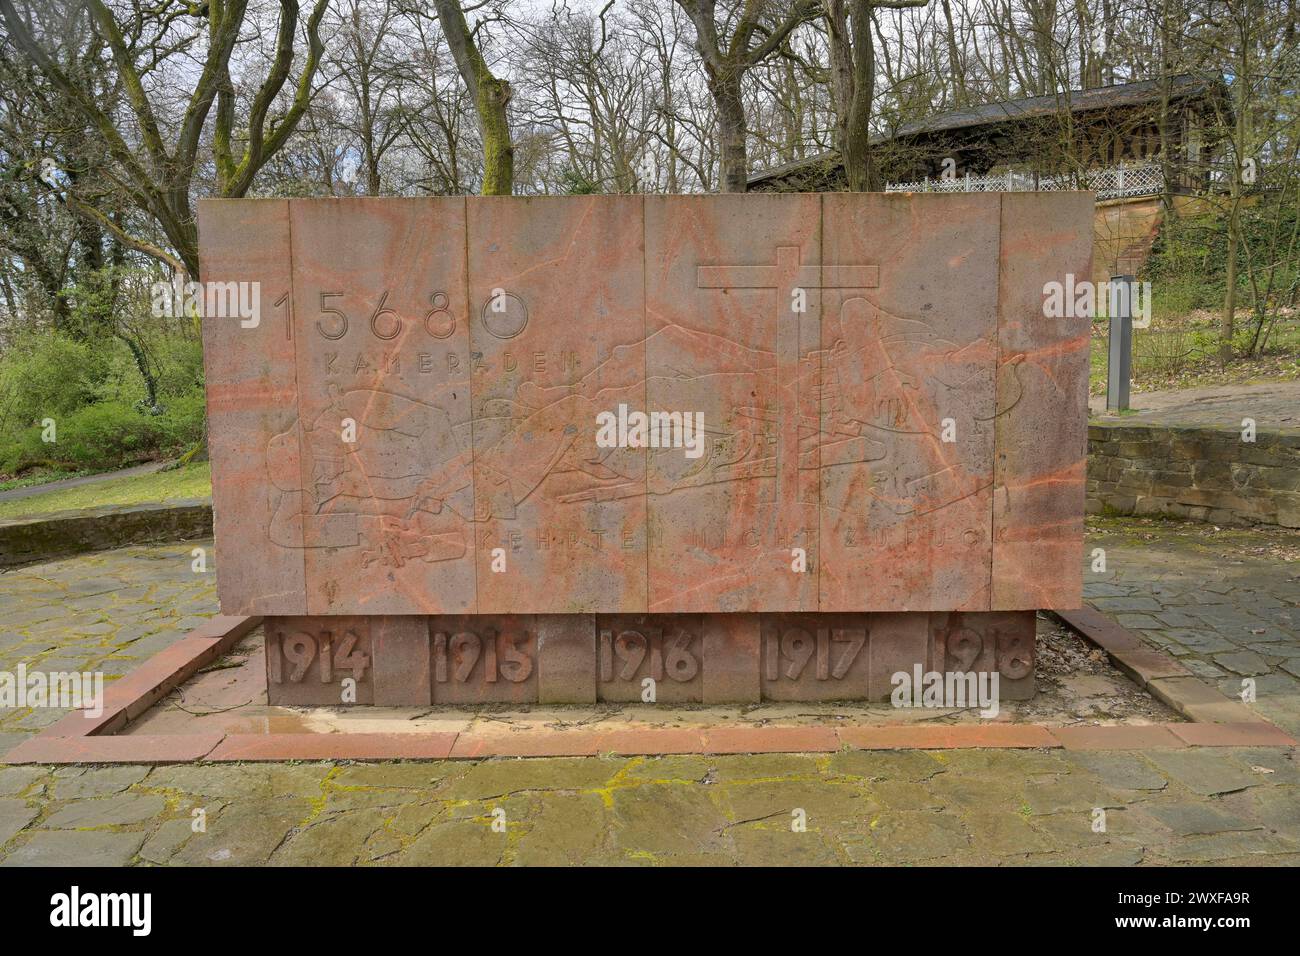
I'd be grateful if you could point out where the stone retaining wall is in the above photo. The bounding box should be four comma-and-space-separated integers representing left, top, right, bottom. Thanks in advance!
0, 499, 213, 569
1087, 422, 1300, 527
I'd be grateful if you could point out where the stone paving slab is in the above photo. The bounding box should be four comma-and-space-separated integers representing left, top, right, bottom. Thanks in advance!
0, 750, 1294, 866
0, 523, 1296, 865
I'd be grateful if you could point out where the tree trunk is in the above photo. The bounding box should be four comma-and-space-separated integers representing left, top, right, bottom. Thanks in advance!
713, 72, 749, 193
842, 0, 877, 192
432, 0, 514, 196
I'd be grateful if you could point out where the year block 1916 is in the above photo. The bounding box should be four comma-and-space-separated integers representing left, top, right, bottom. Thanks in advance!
264, 611, 1035, 707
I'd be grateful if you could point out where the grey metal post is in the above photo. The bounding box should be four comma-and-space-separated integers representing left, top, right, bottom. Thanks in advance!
1106, 273, 1134, 412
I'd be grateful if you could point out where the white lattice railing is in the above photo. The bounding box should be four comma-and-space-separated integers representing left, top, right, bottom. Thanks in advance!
885, 162, 1165, 200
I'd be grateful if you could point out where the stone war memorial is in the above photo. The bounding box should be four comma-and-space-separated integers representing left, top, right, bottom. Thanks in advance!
200, 192, 1092, 709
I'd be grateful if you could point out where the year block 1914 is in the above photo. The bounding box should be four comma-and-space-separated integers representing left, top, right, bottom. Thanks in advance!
263, 611, 1035, 707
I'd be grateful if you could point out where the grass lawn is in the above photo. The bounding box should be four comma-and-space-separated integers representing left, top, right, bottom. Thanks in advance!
0, 460, 211, 521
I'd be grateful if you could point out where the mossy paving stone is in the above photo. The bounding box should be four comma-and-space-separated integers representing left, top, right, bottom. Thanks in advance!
961, 810, 1053, 856
851, 811, 968, 863
1039, 845, 1145, 866
1162, 830, 1300, 863
1023, 776, 1123, 815
0, 829, 144, 867
169, 801, 313, 866
825, 749, 946, 781
52, 765, 149, 799
730, 824, 841, 866
362, 801, 448, 862
702, 752, 825, 783
42, 793, 167, 829
1231, 749, 1300, 785
0, 766, 46, 797
1143, 750, 1262, 796
611, 784, 730, 857
1029, 812, 1116, 849
444, 757, 622, 802
271, 807, 393, 866
927, 774, 1026, 811
142, 763, 328, 801
866, 778, 947, 810
1062, 752, 1169, 791
722, 778, 877, 828
446, 790, 532, 824
512, 792, 609, 866
138, 817, 199, 865
619, 754, 717, 783
1141, 801, 1261, 837
1241, 787, 1300, 830
388, 818, 506, 866
1214, 650, 1272, 676
933, 748, 1070, 776
329, 761, 462, 792
0, 798, 38, 846
322, 766, 459, 811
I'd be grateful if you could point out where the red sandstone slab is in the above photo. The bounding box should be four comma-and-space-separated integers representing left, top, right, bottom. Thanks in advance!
467, 196, 647, 613
188, 615, 264, 644
371, 616, 433, 706
535, 615, 597, 704
1165, 722, 1298, 747
993, 193, 1092, 609
702, 726, 839, 754
701, 614, 761, 704
837, 723, 1060, 750
45, 616, 259, 736
1146, 676, 1257, 723
596, 728, 706, 755
449, 732, 602, 759
1049, 724, 1185, 750
866, 612, 937, 701
1108, 648, 1192, 686
596, 614, 703, 703
42, 708, 125, 739
1056, 607, 1149, 653
760, 613, 874, 701
429, 615, 538, 705
265, 616, 376, 706
933, 610, 1038, 700
4, 733, 224, 764
819, 193, 999, 612
116, 635, 240, 722
199, 200, 306, 615
207, 732, 457, 761
287, 197, 476, 615
644, 195, 820, 612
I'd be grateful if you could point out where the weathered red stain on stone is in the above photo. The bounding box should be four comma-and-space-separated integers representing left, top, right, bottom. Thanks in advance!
201, 195, 1089, 622
287, 197, 476, 616
467, 196, 647, 613
993, 193, 1091, 609
200, 200, 306, 615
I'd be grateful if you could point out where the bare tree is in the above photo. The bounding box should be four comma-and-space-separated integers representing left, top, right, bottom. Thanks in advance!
0, 0, 329, 279
430, 0, 514, 195
675, 0, 819, 192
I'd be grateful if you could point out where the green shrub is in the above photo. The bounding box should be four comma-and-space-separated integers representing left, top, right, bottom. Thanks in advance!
0, 391, 205, 474
0, 332, 109, 431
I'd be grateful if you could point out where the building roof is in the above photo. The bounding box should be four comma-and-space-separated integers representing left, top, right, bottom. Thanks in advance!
749, 74, 1217, 188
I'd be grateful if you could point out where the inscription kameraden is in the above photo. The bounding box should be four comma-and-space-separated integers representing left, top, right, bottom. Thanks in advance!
200, 193, 1091, 617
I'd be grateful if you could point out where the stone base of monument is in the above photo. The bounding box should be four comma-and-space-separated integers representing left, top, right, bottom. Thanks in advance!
264, 611, 1035, 708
